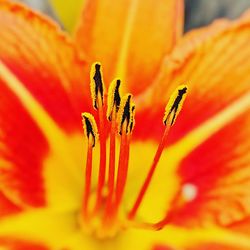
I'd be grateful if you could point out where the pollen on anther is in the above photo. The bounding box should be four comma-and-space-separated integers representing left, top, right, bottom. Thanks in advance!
107, 78, 121, 120
82, 112, 99, 147
129, 104, 136, 133
163, 85, 188, 126
90, 62, 105, 109
117, 94, 133, 135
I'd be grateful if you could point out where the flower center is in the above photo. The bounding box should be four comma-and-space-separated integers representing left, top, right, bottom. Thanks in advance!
80, 62, 187, 239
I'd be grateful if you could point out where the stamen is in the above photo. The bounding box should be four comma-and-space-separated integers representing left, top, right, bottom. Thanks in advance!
114, 94, 134, 215
90, 63, 107, 213
128, 85, 188, 220
105, 79, 122, 218
82, 113, 98, 220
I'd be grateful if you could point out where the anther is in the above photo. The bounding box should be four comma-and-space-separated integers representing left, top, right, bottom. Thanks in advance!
107, 79, 121, 121
163, 85, 188, 126
90, 62, 105, 109
117, 94, 133, 135
82, 112, 99, 147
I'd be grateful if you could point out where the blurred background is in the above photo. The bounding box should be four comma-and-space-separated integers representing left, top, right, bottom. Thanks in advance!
18, 0, 250, 31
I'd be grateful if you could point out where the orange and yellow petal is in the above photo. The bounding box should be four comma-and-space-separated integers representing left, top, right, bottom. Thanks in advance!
0, 0, 91, 131
153, 243, 247, 250
0, 1, 89, 212
144, 13, 250, 232
0, 79, 48, 208
0, 191, 21, 218
126, 11, 250, 236
165, 111, 250, 230
135, 12, 250, 143
0, 237, 49, 250
75, 0, 184, 95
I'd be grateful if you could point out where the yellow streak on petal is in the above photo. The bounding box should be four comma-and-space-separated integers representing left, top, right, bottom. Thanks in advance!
121, 225, 250, 250
115, 0, 139, 85
0, 209, 249, 250
0, 208, 78, 249
0, 60, 67, 155
173, 91, 250, 159
0, 60, 82, 207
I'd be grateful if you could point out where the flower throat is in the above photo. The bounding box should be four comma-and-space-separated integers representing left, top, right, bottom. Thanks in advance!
80, 62, 187, 238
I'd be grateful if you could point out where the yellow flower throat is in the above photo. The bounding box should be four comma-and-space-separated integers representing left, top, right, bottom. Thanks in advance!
80, 62, 187, 238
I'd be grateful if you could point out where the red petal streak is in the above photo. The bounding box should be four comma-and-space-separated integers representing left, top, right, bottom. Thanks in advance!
166, 111, 250, 231
0, 1, 91, 213
0, 191, 21, 217
0, 237, 49, 250
0, 81, 48, 208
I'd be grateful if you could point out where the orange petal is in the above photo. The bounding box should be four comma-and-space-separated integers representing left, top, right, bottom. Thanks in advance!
0, 76, 49, 208
0, 191, 21, 218
0, 237, 49, 250
152, 243, 244, 250
134, 11, 250, 143
75, 0, 184, 94
153, 243, 246, 250
132, 12, 250, 233
0, 0, 91, 132
185, 243, 244, 250
0, 1, 89, 211
164, 111, 250, 232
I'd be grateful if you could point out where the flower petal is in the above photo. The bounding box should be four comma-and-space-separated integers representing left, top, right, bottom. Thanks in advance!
49, 0, 85, 31
140, 12, 250, 231
162, 97, 250, 232
185, 243, 245, 250
153, 243, 248, 250
75, 0, 184, 94
0, 191, 21, 217
134, 12, 250, 143
0, 208, 79, 249
0, 0, 90, 131
0, 237, 49, 250
60, 226, 250, 250
128, 12, 250, 232
0, 1, 89, 212
0, 209, 249, 250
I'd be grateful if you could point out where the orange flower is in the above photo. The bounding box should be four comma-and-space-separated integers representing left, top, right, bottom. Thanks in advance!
0, 0, 250, 249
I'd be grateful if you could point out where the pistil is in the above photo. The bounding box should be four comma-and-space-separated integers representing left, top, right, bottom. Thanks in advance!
90, 63, 107, 213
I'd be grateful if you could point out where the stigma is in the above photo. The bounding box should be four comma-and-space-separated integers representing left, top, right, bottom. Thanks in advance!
80, 62, 187, 238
